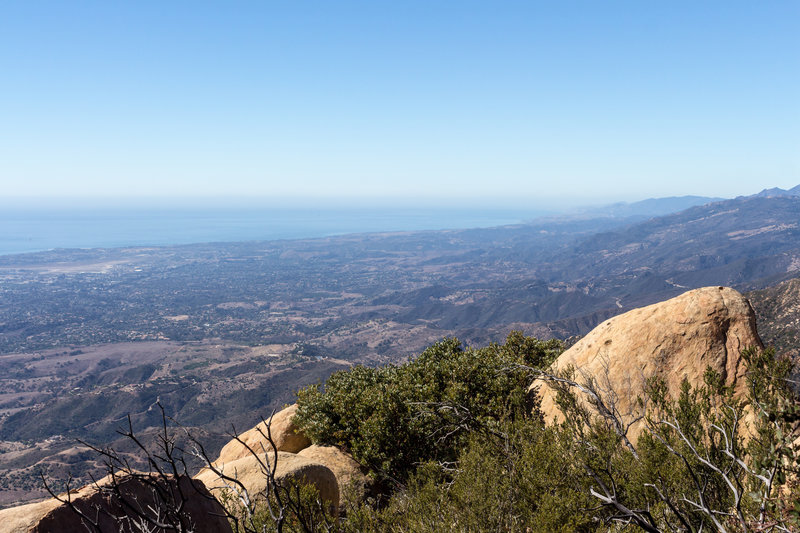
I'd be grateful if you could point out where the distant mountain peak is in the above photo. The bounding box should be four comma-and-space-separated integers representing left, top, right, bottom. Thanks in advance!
753, 185, 800, 198
574, 194, 724, 219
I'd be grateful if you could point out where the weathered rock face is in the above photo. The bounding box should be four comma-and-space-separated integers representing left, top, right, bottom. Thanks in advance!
216, 404, 311, 464
0, 474, 232, 533
201, 406, 369, 511
194, 451, 339, 510
297, 445, 372, 507
534, 286, 763, 440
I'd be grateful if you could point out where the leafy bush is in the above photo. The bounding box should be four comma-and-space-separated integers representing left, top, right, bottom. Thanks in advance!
294, 334, 563, 484
339, 421, 595, 532
53, 332, 799, 532
335, 345, 800, 532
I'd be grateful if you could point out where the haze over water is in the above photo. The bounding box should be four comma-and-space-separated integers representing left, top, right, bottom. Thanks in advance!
0, 206, 546, 256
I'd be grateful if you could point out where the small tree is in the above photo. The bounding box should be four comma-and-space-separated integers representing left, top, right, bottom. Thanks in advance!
43, 405, 335, 533
41, 408, 224, 533
293, 334, 559, 486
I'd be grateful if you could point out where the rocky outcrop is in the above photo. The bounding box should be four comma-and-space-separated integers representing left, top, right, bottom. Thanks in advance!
203, 403, 372, 510
297, 445, 372, 507
0, 473, 232, 533
0, 498, 62, 533
195, 451, 339, 510
534, 286, 763, 440
216, 404, 311, 464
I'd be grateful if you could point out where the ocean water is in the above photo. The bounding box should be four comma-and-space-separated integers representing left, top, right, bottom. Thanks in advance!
0, 206, 544, 256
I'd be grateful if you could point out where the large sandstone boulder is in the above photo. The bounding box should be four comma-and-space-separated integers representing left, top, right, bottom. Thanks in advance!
0, 473, 232, 533
297, 445, 372, 507
216, 404, 311, 464
534, 286, 763, 441
195, 451, 339, 510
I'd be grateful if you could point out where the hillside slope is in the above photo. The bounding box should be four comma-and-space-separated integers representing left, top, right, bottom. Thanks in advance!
3, 191, 800, 509
748, 275, 800, 362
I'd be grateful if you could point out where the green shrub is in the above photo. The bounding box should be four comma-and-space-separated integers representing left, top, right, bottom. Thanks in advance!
291, 338, 799, 532
294, 334, 563, 484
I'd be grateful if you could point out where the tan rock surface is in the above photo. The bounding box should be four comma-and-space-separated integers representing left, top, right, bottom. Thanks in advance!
216, 404, 311, 464
0, 474, 232, 533
0, 499, 62, 533
297, 445, 371, 506
195, 451, 339, 510
534, 286, 763, 440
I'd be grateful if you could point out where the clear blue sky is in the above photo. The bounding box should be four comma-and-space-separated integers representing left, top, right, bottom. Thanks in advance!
1, 1, 798, 206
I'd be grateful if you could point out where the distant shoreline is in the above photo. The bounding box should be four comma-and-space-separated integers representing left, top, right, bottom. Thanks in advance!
0, 206, 544, 257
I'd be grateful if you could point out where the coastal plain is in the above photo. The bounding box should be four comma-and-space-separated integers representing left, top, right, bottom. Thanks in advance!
2, 193, 800, 506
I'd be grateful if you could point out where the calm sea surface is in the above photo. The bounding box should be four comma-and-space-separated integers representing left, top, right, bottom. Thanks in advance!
0, 207, 545, 256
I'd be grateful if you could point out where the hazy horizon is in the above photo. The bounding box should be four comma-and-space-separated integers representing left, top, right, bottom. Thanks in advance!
0, 184, 764, 257
0, 204, 557, 256
0, 190, 730, 210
